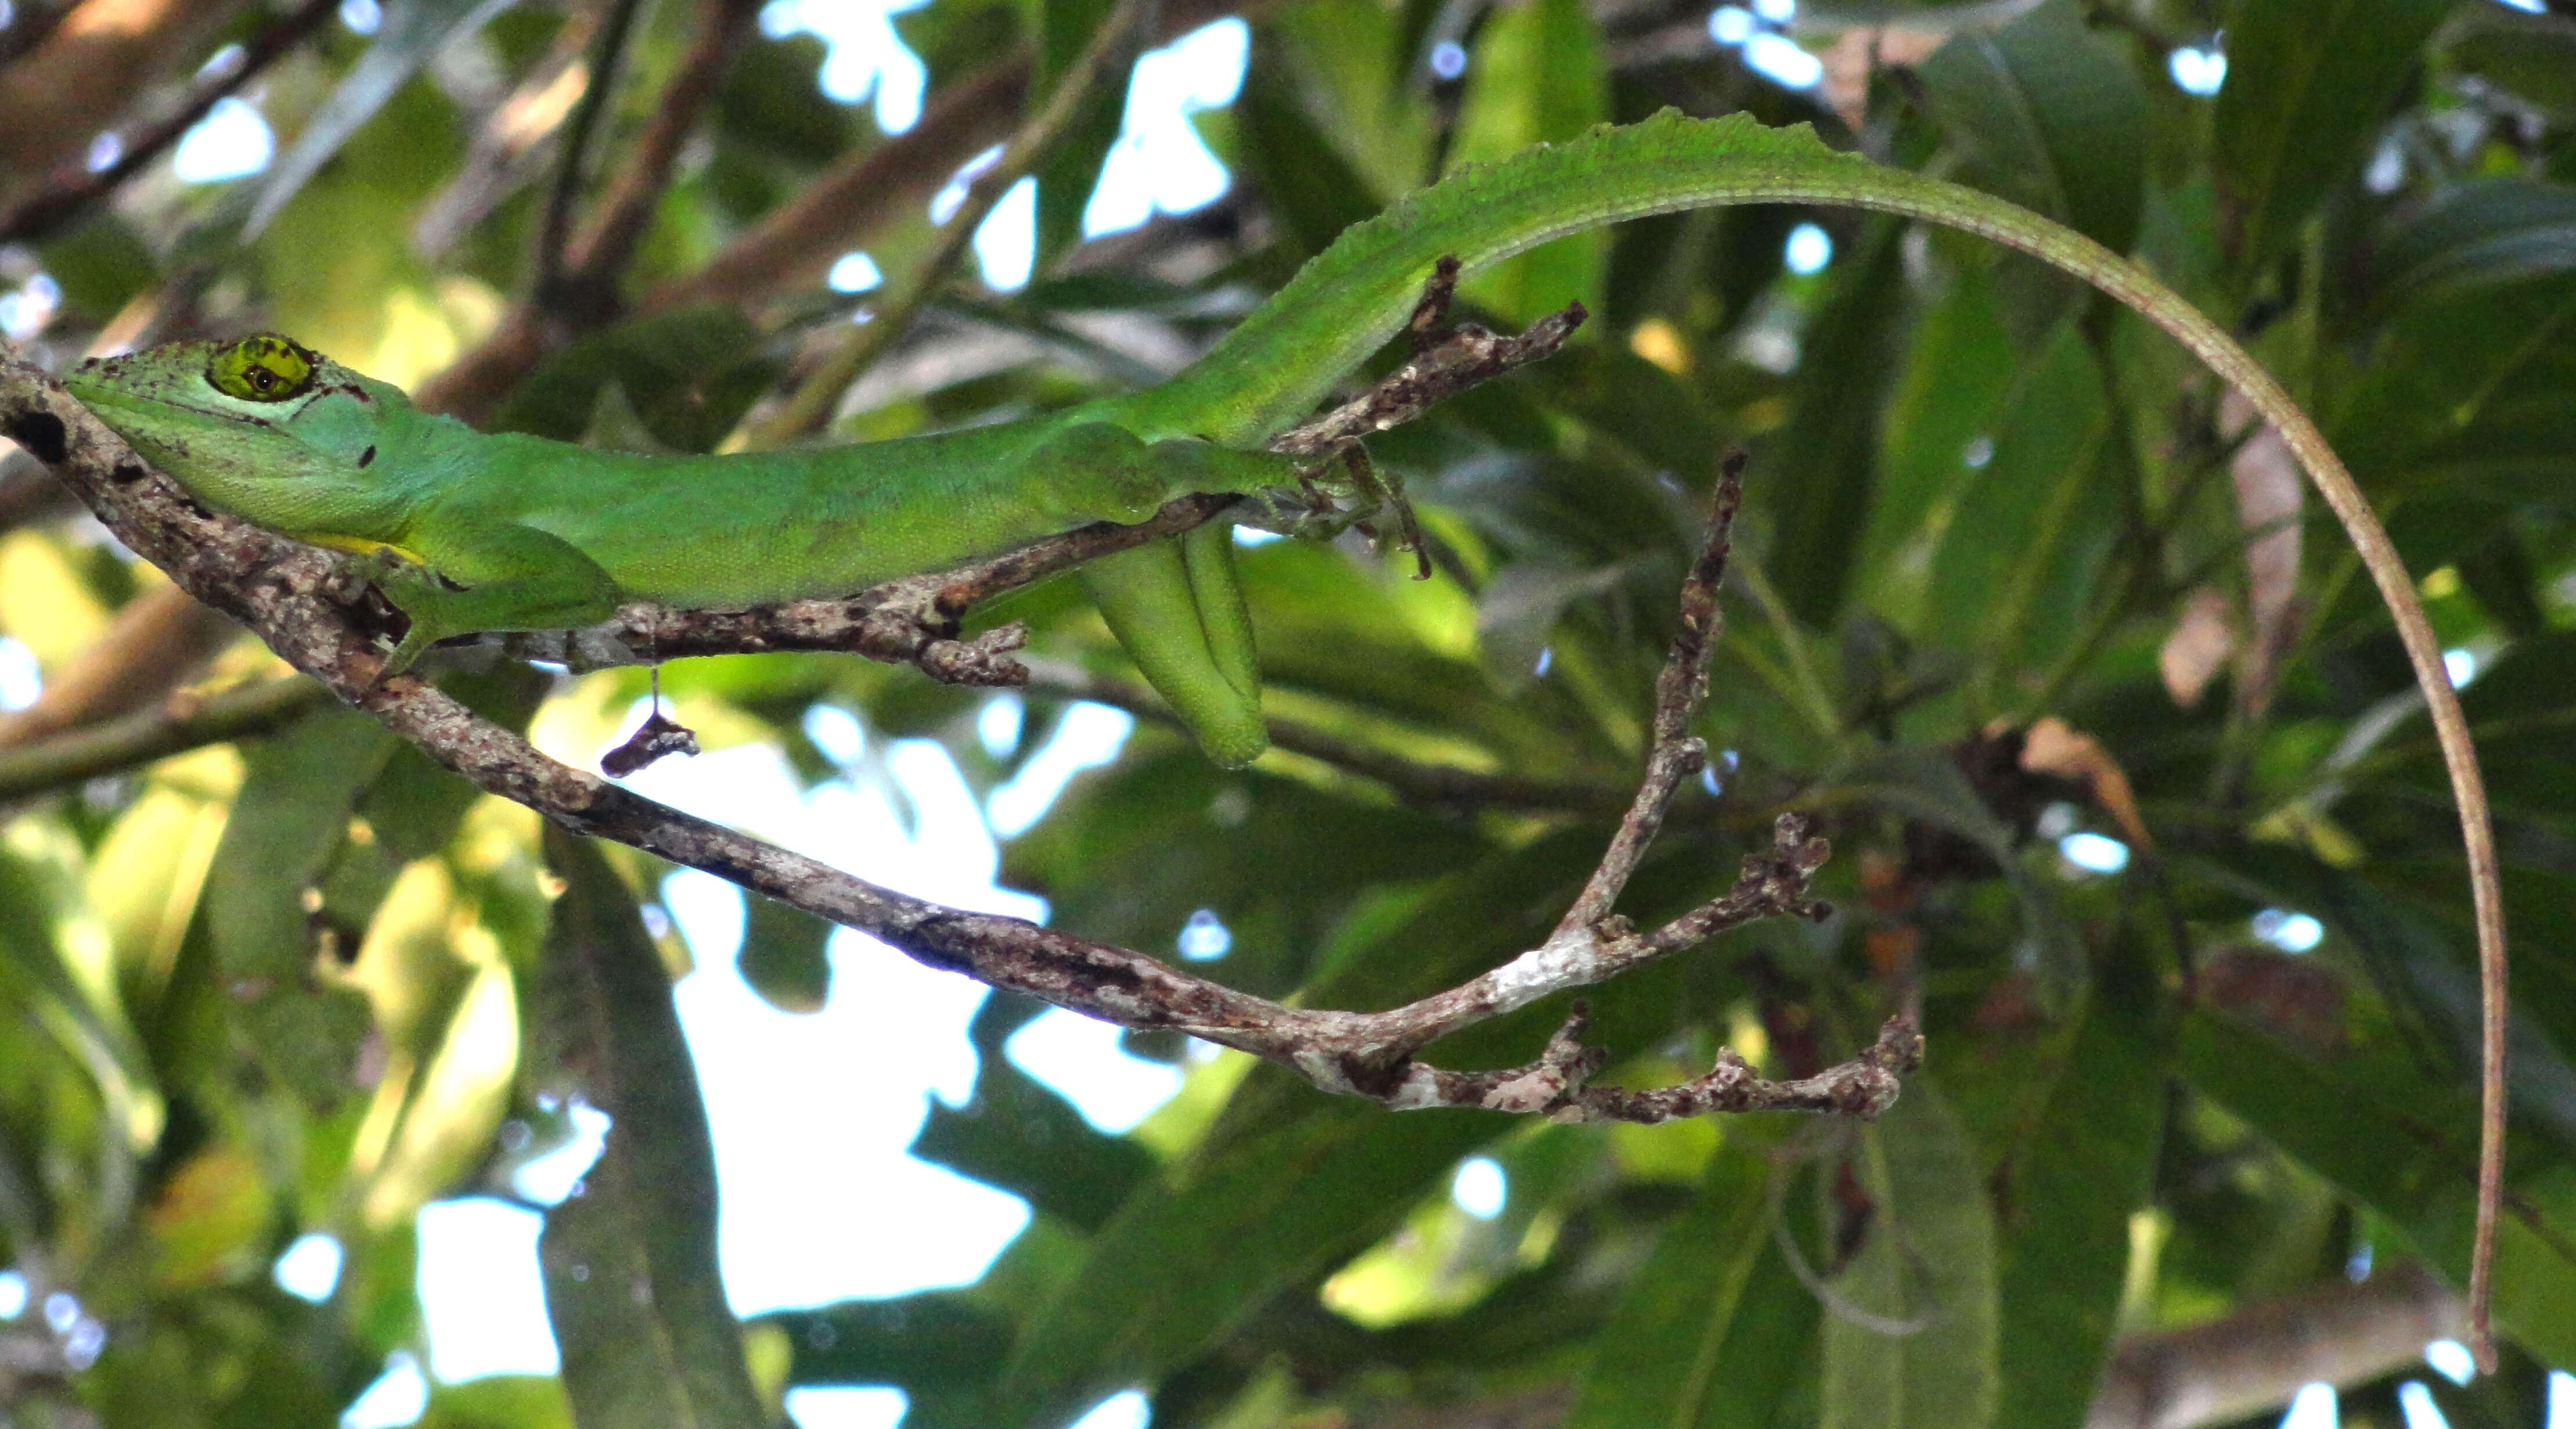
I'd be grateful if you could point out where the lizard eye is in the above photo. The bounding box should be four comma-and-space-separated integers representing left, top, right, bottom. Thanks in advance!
207, 334, 317, 404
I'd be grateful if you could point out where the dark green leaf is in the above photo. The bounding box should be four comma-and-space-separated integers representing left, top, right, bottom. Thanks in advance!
1444, 0, 1609, 325
2214, 0, 2452, 279
534, 828, 766, 1429
1033, 0, 1132, 268
2177, 1012, 2576, 1365
737, 893, 833, 1015
204, 705, 398, 1102
495, 305, 777, 452
763, 1292, 1015, 1393
1819, 1085, 1999, 1429
1758, 220, 1910, 627
1990, 964, 2161, 1429
911, 1058, 1153, 1232
2369, 180, 2576, 309
1233, 30, 1385, 263
1922, 322, 2120, 695
1566, 1122, 1818, 1429
1917, 0, 2149, 254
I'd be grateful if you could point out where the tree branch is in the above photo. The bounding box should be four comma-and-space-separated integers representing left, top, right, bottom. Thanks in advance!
0, 674, 325, 798
2087, 1261, 2466, 1429
0, 0, 240, 192
557, 0, 762, 294
0, 581, 241, 748
0, 337, 1915, 1127
0, 0, 332, 244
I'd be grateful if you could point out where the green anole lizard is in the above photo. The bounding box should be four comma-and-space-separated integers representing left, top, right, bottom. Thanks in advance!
58, 109, 2508, 1362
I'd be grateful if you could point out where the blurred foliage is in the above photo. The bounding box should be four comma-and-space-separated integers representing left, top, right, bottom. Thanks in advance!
1, 0, 2574, 1426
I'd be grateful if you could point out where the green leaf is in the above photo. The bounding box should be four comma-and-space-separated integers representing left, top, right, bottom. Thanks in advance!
1759, 221, 1911, 627
1444, 0, 1609, 325
737, 894, 833, 1015
534, 828, 767, 1429
1820, 1085, 1999, 1429
1263, 0, 1436, 203
1002, 743, 1489, 1002
762, 1292, 1016, 1393
1033, 0, 1132, 268
1853, 263, 2018, 632
2444, 13, 2576, 117
984, 1106, 1508, 1426
417, 1374, 574, 1429
2369, 180, 2576, 309
36, 215, 161, 322
204, 705, 399, 1102
2334, 270, 2576, 517
712, 33, 859, 166
2213, 0, 2452, 280
1566, 1122, 1818, 1429
1990, 966, 2161, 1429
1232, 31, 1386, 263
910, 1058, 1153, 1233
1916, 0, 2149, 255
2177, 1012, 2576, 1365
495, 305, 777, 453
1921, 321, 2120, 697
982, 831, 1616, 1423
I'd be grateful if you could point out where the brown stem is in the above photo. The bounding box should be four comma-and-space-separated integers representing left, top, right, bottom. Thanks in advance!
2086, 1261, 2466, 1429
531, 0, 652, 321
559, 0, 762, 289
1554, 451, 1742, 940
0, 584, 240, 749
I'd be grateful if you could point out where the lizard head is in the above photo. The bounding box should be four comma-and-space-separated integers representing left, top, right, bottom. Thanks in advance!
62, 334, 409, 534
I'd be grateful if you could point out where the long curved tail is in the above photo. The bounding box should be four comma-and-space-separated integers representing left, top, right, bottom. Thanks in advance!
1111, 106, 2512, 1366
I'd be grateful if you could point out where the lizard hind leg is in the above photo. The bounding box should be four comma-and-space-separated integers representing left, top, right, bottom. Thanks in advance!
1081, 536, 1269, 769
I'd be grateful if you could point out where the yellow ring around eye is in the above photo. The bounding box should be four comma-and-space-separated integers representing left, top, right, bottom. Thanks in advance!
207, 334, 317, 404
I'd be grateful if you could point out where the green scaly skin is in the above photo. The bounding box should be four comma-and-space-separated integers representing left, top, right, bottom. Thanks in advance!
57, 107, 2510, 1353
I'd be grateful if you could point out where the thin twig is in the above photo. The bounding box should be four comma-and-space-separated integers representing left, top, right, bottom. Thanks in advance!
747, 0, 1157, 445
0, 676, 327, 800
0, 0, 340, 246
560, 0, 761, 288
1554, 451, 1743, 940
532, 0, 650, 323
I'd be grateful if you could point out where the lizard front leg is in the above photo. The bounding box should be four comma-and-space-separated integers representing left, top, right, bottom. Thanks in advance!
358, 523, 625, 676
